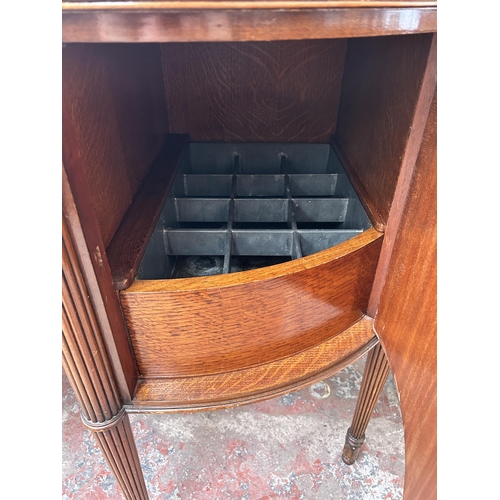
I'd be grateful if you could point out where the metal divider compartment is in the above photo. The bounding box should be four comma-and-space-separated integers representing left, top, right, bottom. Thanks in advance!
138, 143, 371, 280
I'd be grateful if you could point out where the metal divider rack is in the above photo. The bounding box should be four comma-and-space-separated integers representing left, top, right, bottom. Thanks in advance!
138, 143, 372, 280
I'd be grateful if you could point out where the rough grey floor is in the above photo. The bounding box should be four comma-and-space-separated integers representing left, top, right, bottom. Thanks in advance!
62, 354, 405, 499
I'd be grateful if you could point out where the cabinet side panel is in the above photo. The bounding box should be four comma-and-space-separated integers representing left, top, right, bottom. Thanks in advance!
62, 159, 139, 402
62, 43, 169, 247
162, 40, 346, 143
374, 92, 436, 500
336, 33, 433, 223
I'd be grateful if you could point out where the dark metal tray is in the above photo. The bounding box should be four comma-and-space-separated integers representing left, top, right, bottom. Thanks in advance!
138, 143, 371, 279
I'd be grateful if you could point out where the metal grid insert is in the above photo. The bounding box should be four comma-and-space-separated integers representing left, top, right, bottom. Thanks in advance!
138, 143, 371, 280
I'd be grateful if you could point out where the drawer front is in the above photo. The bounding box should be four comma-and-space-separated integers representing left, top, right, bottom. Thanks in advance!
121, 229, 382, 378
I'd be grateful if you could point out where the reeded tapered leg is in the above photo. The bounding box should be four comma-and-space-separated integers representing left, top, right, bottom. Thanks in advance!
342, 343, 391, 465
62, 180, 149, 500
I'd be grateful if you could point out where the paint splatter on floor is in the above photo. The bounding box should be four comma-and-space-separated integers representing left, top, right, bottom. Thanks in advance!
62, 355, 404, 499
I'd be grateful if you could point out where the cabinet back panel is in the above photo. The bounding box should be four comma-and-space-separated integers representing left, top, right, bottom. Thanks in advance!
62, 44, 169, 247
336, 33, 433, 224
161, 40, 347, 143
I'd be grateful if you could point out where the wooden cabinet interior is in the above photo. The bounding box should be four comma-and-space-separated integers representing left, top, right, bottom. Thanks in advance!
63, 32, 434, 398
64, 39, 349, 254
63, 35, 433, 250
63, 34, 431, 398
62, 14, 436, 499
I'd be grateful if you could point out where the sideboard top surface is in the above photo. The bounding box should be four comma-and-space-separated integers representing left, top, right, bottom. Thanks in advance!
63, 0, 436, 9
62, 0, 436, 42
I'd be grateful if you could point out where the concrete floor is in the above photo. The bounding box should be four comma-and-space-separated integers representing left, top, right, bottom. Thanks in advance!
62, 354, 405, 499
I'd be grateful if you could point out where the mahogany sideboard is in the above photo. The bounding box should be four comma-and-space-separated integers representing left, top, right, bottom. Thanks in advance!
62, 2, 437, 498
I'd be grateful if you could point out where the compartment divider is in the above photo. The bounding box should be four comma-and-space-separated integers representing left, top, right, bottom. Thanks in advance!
288, 174, 338, 196
282, 154, 303, 260
175, 198, 230, 223
237, 174, 285, 197
136, 142, 373, 282
232, 230, 293, 256
233, 199, 288, 223
298, 229, 363, 256
223, 155, 239, 274
164, 229, 227, 256
183, 174, 232, 197
293, 198, 349, 223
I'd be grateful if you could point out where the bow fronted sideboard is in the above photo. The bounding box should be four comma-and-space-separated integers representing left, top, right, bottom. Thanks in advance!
62, 3, 437, 498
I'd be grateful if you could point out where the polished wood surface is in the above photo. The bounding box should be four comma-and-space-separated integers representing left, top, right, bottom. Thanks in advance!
63, 117, 138, 400
62, 3, 438, 496
331, 138, 385, 231
374, 92, 437, 500
120, 228, 383, 377
63, 217, 121, 422
62, 7, 436, 43
91, 416, 149, 500
162, 41, 346, 143
63, 44, 168, 247
342, 343, 390, 464
130, 318, 377, 411
107, 134, 189, 290
367, 33, 436, 314
63, 0, 436, 9
336, 33, 433, 225
63, 190, 148, 500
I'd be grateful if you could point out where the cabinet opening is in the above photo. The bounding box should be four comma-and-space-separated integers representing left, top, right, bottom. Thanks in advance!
62, 34, 434, 289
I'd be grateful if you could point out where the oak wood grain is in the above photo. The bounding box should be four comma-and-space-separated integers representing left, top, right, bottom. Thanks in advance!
63, 43, 169, 247
62, 196, 148, 499
336, 33, 434, 225
120, 228, 383, 378
62, 8, 436, 43
129, 318, 377, 411
92, 418, 149, 500
162, 41, 346, 143
374, 91, 437, 500
61, 3, 439, 498
63, 114, 138, 401
342, 343, 390, 464
62, 231, 120, 421
107, 134, 189, 290
367, 33, 436, 315
331, 137, 385, 231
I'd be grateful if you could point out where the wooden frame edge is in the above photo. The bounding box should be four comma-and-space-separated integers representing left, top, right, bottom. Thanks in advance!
62, 7, 436, 43
107, 134, 190, 291
63, 1, 437, 11
121, 226, 383, 293
331, 137, 386, 232
126, 318, 378, 412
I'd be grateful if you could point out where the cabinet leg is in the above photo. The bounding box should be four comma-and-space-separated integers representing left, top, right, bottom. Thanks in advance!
62, 185, 149, 499
342, 343, 390, 465
79, 409, 149, 500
